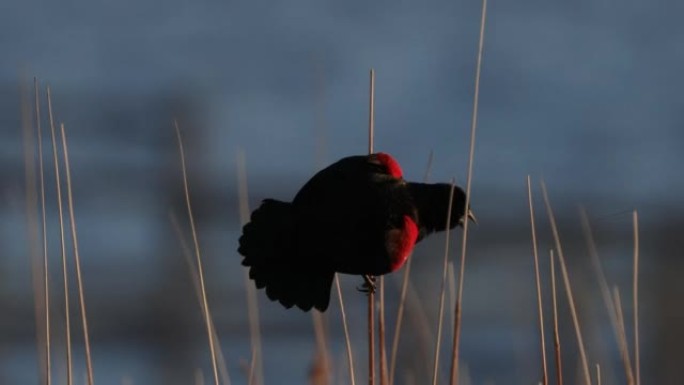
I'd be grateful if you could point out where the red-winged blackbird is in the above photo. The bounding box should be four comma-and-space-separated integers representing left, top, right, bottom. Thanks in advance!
238, 153, 474, 311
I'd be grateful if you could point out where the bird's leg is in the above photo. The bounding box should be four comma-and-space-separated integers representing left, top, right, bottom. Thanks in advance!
357, 274, 377, 294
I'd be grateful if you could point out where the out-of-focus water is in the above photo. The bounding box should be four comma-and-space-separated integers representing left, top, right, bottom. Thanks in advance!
1, 0, 683, 383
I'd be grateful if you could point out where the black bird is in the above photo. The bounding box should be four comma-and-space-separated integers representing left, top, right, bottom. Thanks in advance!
238, 153, 475, 311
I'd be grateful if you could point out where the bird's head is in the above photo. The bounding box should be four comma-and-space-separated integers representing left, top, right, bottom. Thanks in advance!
446, 185, 476, 229
408, 182, 475, 236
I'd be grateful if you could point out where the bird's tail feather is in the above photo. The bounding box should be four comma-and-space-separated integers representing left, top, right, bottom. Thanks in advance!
238, 199, 334, 311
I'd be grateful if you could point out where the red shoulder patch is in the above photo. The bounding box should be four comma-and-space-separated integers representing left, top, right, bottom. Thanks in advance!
386, 215, 419, 272
374, 152, 403, 178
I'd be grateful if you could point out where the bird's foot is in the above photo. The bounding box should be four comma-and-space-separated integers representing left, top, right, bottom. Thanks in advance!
357, 274, 376, 294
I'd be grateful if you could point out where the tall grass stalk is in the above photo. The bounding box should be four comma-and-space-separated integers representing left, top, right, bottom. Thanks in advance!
47, 86, 72, 385
367, 68, 376, 385
540, 182, 591, 385
632, 211, 640, 385
175, 122, 220, 385
612, 286, 633, 385
550, 250, 563, 385
335, 277, 356, 385
24, 77, 51, 385
169, 212, 232, 385
379, 276, 388, 385
580, 210, 634, 383
389, 151, 433, 385
527, 176, 548, 385
60, 123, 94, 385
195, 369, 205, 385
35, 79, 52, 385
431, 182, 457, 385
449, 0, 487, 383
236, 150, 264, 385
447, 262, 456, 345
311, 311, 331, 384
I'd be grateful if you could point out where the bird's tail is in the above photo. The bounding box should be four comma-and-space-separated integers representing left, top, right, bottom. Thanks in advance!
238, 199, 334, 311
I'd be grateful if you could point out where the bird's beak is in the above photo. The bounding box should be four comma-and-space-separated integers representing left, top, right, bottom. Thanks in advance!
458, 209, 477, 227
467, 209, 477, 225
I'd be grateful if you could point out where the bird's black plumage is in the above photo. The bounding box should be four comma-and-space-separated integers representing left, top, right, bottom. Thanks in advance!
238, 153, 472, 311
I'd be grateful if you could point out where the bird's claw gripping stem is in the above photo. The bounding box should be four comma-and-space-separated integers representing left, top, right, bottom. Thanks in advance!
357, 274, 377, 294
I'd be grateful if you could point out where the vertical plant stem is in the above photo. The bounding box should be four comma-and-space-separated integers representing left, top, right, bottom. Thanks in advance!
236, 150, 264, 385
432, 183, 457, 385
169, 212, 232, 385
447, 262, 456, 344
370, 75, 385, 375
379, 276, 388, 385
60, 123, 94, 385
22, 76, 44, 385
195, 369, 205, 385
612, 287, 634, 385
311, 311, 331, 384
175, 122, 220, 385
47, 87, 72, 385
632, 211, 640, 385
21, 76, 43, 385
335, 276, 356, 385
550, 250, 563, 385
368, 68, 375, 156
540, 182, 592, 385
368, 289, 375, 385
367, 67, 376, 385
449, 0, 487, 383
34, 78, 52, 385
527, 176, 548, 385
389, 151, 433, 385
580, 210, 633, 384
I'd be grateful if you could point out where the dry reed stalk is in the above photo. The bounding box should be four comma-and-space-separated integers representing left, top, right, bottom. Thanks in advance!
449, 0, 487, 383
632, 211, 640, 385
47, 86, 72, 385
335, 276, 357, 385
169, 212, 232, 385
23, 77, 51, 385
236, 150, 264, 385
60, 123, 94, 385
389, 151, 433, 385
247, 349, 258, 385
612, 286, 634, 385
540, 182, 591, 385
35, 79, 52, 385
23, 79, 46, 385
431, 183, 457, 385
579, 210, 634, 384
379, 276, 388, 385
195, 369, 205, 385
175, 122, 220, 385
311, 311, 331, 385
447, 260, 457, 353
550, 251, 562, 385
367, 68, 376, 385
310, 63, 333, 385
527, 176, 548, 385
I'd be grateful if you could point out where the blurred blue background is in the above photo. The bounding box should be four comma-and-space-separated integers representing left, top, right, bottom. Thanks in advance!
1, 0, 683, 384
